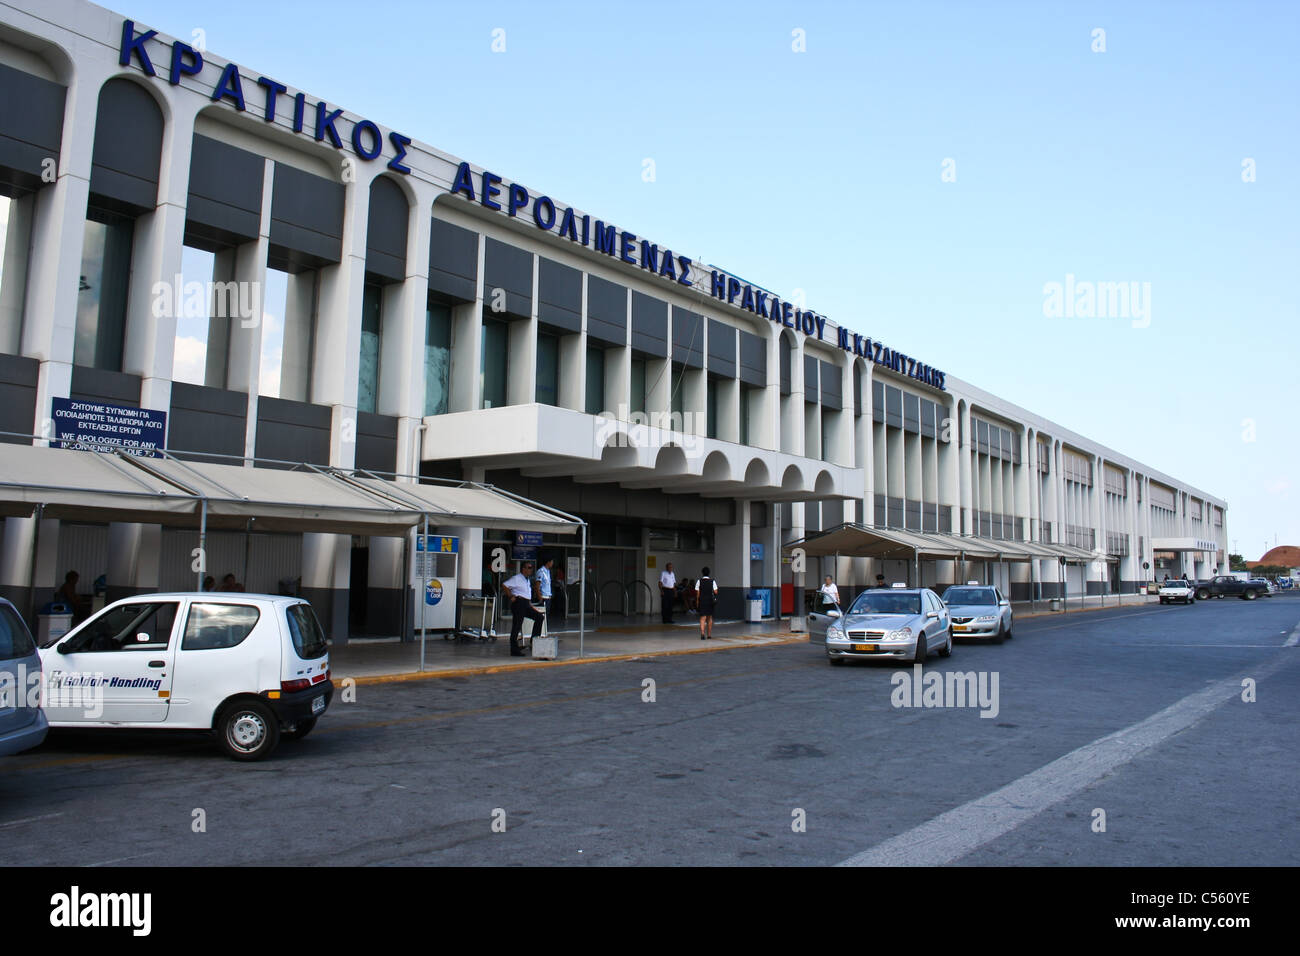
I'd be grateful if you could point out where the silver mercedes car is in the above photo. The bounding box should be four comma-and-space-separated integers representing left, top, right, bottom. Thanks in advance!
815, 586, 953, 665
940, 585, 1014, 643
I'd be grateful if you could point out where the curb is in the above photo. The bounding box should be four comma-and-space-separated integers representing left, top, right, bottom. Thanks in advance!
342, 633, 807, 686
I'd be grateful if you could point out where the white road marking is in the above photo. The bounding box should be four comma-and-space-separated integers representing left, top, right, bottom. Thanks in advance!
0, 812, 64, 829
1284, 623, 1300, 647
838, 651, 1297, 867
86, 852, 157, 867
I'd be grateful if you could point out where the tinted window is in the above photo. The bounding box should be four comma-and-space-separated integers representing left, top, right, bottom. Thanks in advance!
849, 592, 921, 615
182, 604, 260, 651
62, 602, 177, 652
0, 604, 36, 661
286, 604, 328, 659
943, 588, 996, 605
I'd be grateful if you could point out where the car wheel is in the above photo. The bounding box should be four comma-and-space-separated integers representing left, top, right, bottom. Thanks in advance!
938, 628, 952, 658
1244, 589, 1258, 601
992, 622, 1006, 644
1196, 589, 1209, 600
912, 633, 928, 664
285, 716, 317, 741
829, 656, 845, 666
1004, 620, 1013, 639
217, 700, 281, 761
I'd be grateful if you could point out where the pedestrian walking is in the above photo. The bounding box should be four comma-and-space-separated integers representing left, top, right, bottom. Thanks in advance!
659, 562, 677, 624
503, 561, 543, 657
696, 568, 719, 639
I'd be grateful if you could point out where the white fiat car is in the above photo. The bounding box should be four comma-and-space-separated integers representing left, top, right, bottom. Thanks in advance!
38, 593, 332, 761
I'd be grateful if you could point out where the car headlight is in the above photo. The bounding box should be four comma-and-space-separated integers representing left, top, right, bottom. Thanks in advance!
887, 627, 913, 641
975, 615, 997, 623
827, 623, 846, 640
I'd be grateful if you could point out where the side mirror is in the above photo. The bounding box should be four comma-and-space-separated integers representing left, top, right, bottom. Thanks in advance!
926, 611, 940, 620
999, 600, 1010, 607
827, 608, 841, 619
57, 642, 72, 655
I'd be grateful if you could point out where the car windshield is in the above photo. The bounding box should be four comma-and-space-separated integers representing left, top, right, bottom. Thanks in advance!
849, 592, 921, 615
942, 587, 995, 605
0, 604, 36, 661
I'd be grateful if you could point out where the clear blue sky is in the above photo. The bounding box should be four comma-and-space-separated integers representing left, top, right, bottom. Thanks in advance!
128, 0, 1299, 561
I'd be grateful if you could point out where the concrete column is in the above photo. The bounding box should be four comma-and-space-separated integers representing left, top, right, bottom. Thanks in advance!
714, 497, 751, 619
21, 58, 110, 438
716, 377, 739, 442
559, 330, 584, 411
279, 270, 318, 403
958, 403, 973, 535
378, 184, 435, 421
123, 108, 195, 410
0, 515, 38, 613
0, 192, 34, 355
505, 254, 539, 407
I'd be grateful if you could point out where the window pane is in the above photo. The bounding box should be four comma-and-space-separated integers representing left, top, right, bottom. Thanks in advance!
536, 333, 558, 406
670, 364, 684, 417
358, 283, 382, 414
481, 319, 508, 409
630, 357, 646, 416
0, 605, 35, 660
69, 602, 177, 652
739, 385, 750, 445
706, 378, 718, 439
424, 303, 451, 416
76, 215, 133, 371
585, 346, 604, 415
182, 603, 260, 651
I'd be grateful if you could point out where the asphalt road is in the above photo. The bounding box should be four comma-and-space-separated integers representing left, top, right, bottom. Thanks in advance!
3, 595, 1297, 866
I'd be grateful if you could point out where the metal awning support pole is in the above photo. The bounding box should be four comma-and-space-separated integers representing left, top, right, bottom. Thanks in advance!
195, 499, 207, 592
419, 514, 428, 672
27, 503, 44, 622
579, 523, 587, 658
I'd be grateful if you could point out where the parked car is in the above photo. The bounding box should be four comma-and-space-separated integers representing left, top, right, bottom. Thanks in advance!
1247, 578, 1277, 596
1193, 576, 1268, 601
38, 593, 332, 760
940, 585, 1013, 642
1158, 579, 1196, 605
1, 598, 48, 756
816, 586, 953, 665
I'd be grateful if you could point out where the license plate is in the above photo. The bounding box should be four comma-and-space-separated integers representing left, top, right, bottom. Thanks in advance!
953, 626, 969, 632
311, 695, 325, 715
851, 643, 877, 652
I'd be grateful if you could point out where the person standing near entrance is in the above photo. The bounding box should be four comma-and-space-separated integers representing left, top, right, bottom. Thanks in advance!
536, 556, 554, 621
695, 567, 719, 639
503, 561, 543, 657
659, 562, 677, 624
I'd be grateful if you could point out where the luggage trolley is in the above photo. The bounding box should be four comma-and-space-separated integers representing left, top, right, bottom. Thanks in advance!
457, 591, 498, 642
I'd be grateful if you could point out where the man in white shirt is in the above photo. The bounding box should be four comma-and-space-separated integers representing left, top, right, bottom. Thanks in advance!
535, 556, 553, 619
502, 561, 543, 656
659, 563, 676, 624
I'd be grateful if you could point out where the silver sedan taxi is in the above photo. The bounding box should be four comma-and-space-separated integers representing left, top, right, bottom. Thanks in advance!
941, 585, 1014, 643
817, 586, 953, 665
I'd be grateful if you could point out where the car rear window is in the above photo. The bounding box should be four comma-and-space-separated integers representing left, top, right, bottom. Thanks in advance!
0, 604, 36, 661
285, 604, 328, 659
182, 604, 260, 651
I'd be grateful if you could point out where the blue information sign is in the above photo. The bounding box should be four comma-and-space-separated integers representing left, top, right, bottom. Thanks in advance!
750, 542, 765, 561
51, 398, 166, 456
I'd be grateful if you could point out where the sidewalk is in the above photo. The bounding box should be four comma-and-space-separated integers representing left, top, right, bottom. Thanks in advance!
328, 592, 1160, 685
329, 618, 802, 684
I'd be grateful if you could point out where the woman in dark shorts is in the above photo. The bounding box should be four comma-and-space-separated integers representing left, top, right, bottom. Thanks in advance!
695, 567, 719, 639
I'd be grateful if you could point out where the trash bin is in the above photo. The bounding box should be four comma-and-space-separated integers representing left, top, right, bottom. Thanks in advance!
38, 602, 73, 645
758, 589, 772, 617
1049, 598, 1062, 612
745, 598, 763, 623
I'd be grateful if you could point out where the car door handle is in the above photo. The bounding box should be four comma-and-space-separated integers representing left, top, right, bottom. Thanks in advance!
148, 660, 166, 668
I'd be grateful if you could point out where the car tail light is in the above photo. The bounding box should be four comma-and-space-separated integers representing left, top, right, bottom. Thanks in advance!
281, 679, 311, 694
311, 672, 328, 684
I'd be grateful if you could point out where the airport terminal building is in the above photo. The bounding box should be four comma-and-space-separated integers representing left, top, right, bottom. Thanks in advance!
0, 0, 1229, 637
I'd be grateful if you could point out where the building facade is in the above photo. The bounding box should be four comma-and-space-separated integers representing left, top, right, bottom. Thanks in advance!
0, 1, 1228, 636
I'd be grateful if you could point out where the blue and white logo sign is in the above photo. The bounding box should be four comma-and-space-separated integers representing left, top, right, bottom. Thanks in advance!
425, 579, 444, 606
750, 542, 765, 561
